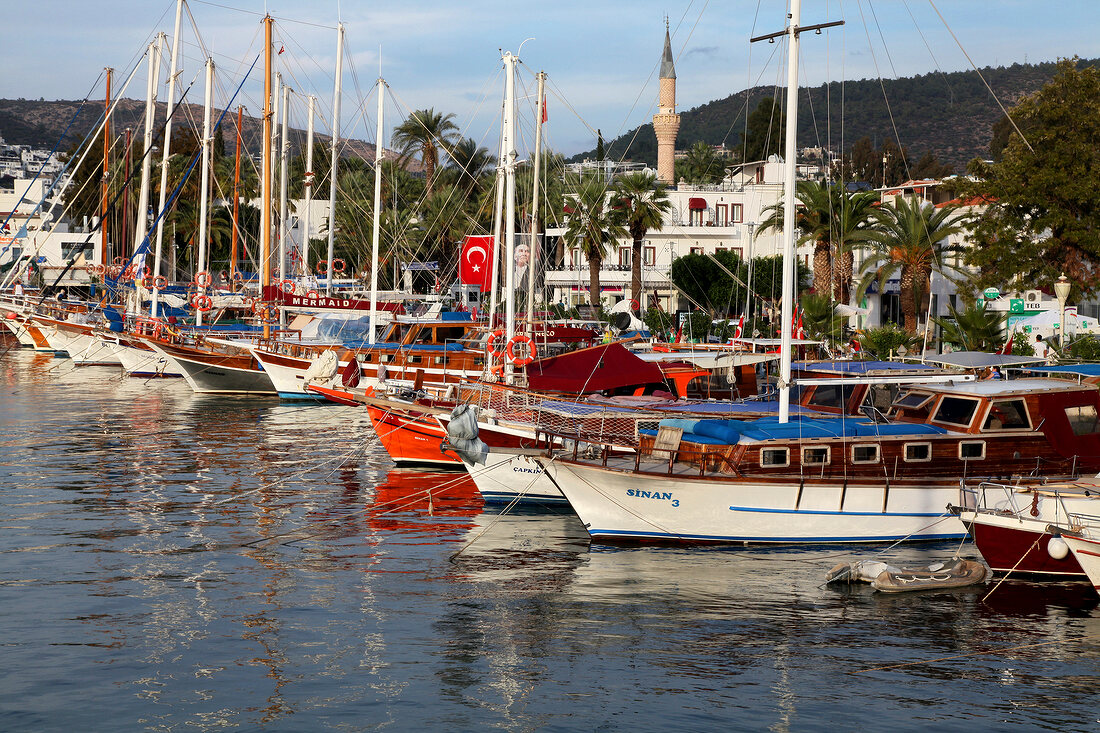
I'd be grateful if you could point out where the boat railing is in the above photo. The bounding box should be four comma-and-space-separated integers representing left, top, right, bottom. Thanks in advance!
966, 480, 1089, 526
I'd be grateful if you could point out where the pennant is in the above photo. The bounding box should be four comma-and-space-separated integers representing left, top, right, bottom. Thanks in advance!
278, 45, 285, 55
999, 333, 1014, 355
733, 314, 744, 339
541, 98, 548, 123
458, 235, 495, 293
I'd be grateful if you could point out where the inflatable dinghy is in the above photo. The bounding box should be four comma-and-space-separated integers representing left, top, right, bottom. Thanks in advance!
826, 558, 988, 593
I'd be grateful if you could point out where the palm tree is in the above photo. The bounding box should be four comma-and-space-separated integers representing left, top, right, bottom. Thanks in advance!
611, 172, 672, 309
391, 108, 460, 197
829, 188, 880, 303
446, 137, 495, 197
561, 178, 626, 309
757, 180, 836, 297
856, 196, 970, 333
675, 141, 726, 184
934, 301, 1005, 352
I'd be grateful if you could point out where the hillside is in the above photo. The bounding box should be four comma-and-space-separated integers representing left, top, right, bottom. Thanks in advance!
0, 97, 382, 163
576, 58, 1100, 170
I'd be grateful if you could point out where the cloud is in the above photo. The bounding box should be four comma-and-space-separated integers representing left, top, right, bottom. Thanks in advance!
684, 46, 720, 59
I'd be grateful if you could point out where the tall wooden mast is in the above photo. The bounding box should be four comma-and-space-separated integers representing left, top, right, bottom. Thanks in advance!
100, 67, 112, 266
261, 15, 274, 337
231, 105, 242, 282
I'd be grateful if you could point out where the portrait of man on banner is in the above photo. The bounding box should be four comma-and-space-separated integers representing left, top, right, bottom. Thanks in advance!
514, 234, 541, 297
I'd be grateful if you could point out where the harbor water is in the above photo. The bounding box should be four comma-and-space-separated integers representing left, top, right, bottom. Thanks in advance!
2, 345, 1100, 731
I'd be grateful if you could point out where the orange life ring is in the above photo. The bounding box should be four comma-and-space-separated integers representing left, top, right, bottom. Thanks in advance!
142, 276, 155, 289
94, 264, 107, 276
108, 265, 122, 278
153, 275, 168, 289
307, 289, 319, 299
506, 333, 537, 366
331, 257, 346, 274
122, 265, 136, 280
84, 264, 96, 275
280, 279, 296, 294
113, 256, 124, 266
231, 270, 244, 282
192, 294, 213, 312
194, 270, 212, 288
316, 260, 329, 274
486, 329, 506, 357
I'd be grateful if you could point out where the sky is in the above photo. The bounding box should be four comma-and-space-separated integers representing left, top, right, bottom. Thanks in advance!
3, 1, 1099, 158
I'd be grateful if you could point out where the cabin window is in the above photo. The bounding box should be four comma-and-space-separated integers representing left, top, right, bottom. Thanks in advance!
761, 448, 789, 467
807, 384, 854, 409
474, 357, 484, 367
983, 399, 1031, 431
409, 355, 422, 364
959, 441, 986, 460
852, 444, 880, 464
904, 442, 931, 462
933, 396, 980, 427
802, 446, 830, 466
434, 356, 445, 365
438, 327, 466, 342
1065, 405, 1100, 436
893, 391, 933, 410
380, 354, 391, 363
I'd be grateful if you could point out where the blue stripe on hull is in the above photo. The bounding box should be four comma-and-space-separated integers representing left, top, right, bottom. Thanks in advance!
728, 505, 950, 517
586, 528, 965, 544
480, 492, 571, 505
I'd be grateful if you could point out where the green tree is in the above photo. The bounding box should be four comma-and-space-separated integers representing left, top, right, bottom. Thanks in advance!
742, 97, 784, 162
934, 301, 1005, 352
758, 180, 838, 297
674, 141, 725, 184
962, 59, 1100, 297
561, 178, 625, 309
799, 291, 848, 347
611, 171, 672, 309
446, 137, 495, 197
858, 323, 920, 358
391, 108, 460, 197
856, 197, 970, 332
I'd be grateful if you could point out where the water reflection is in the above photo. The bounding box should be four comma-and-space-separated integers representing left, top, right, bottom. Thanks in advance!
3, 346, 1100, 731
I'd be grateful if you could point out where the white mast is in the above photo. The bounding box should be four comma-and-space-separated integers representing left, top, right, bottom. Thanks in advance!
152, 0, 183, 317
278, 81, 291, 287
484, 148, 505, 378
325, 23, 345, 294
133, 35, 163, 304
369, 77, 385, 344
527, 70, 546, 336
776, 2, 802, 424
195, 56, 215, 326
301, 95, 316, 277
502, 51, 518, 383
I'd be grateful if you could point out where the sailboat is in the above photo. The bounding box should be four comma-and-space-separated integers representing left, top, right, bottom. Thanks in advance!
525, 3, 1100, 544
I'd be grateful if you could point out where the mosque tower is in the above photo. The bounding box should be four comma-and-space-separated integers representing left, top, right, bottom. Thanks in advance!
653, 24, 680, 185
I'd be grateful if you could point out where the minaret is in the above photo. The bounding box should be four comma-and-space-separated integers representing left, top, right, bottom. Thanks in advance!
653, 24, 680, 185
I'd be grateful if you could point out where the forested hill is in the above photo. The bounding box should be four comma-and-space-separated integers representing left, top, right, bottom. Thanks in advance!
0, 97, 378, 161
577, 58, 1100, 170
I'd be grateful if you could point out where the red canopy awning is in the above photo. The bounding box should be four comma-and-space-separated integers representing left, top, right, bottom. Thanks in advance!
688, 197, 707, 210
526, 342, 664, 394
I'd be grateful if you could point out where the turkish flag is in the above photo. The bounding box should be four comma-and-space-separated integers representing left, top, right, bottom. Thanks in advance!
459, 235, 494, 292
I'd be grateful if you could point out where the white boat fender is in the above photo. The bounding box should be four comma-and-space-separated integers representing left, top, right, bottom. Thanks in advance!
443, 404, 488, 465
1047, 536, 1070, 560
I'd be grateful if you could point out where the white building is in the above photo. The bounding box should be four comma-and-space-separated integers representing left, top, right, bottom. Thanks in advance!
544, 155, 812, 312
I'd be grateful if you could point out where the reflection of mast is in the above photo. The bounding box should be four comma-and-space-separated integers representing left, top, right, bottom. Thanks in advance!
261, 15, 274, 337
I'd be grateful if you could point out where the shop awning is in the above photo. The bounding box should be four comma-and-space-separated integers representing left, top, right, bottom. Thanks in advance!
688, 197, 707, 210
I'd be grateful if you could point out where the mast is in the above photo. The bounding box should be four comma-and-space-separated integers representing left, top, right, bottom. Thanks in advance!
122, 127, 132, 259
100, 67, 112, 267
527, 70, 545, 337
134, 35, 163, 307
152, 0, 184, 315
261, 15, 274, 338
776, 1, 801, 423
369, 78, 384, 345
325, 23, 345, 295
272, 72, 282, 281
502, 51, 518, 384
302, 95, 316, 278
485, 148, 505, 374
195, 56, 215, 326
278, 80, 291, 287
231, 106, 241, 282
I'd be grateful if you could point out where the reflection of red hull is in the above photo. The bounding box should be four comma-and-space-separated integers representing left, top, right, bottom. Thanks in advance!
968, 519, 1085, 578
368, 469, 481, 536
367, 403, 461, 468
